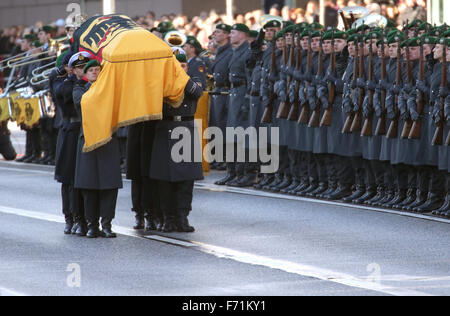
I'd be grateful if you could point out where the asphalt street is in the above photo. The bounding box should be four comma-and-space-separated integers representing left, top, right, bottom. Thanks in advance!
0, 159, 449, 296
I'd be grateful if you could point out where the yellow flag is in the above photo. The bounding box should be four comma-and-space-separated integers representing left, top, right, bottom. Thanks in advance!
14, 96, 26, 126
24, 97, 41, 128
195, 92, 211, 173
8, 92, 20, 122
0, 97, 10, 122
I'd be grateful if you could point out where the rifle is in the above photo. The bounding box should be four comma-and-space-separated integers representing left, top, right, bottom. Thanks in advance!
288, 31, 302, 121
432, 43, 447, 146
342, 35, 360, 133
350, 33, 365, 132
409, 38, 425, 139
375, 36, 387, 136
446, 129, 450, 146
386, 35, 403, 139
308, 35, 324, 127
298, 30, 313, 124
261, 39, 277, 124
400, 37, 413, 138
276, 35, 291, 119
320, 29, 336, 127
361, 33, 375, 136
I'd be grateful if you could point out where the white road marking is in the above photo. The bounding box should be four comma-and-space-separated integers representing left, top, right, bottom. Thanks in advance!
0, 205, 437, 296
0, 286, 27, 296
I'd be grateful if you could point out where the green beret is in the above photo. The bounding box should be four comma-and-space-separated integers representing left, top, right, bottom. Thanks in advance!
440, 38, 450, 46
39, 25, 53, 34
443, 29, 450, 38
284, 25, 295, 34
311, 30, 323, 38
347, 34, 361, 44
31, 40, 41, 47
157, 21, 174, 33
418, 22, 431, 32
387, 32, 406, 45
83, 60, 101, 73
387, 19, 397, 28
185, 36, 202, 50
310, 22, 325, 31
263, 20, 282, 30
356, 24, 370, 33
249, 30, 259, 38
421, 36, 440, 45
23, 34, 37, 42
275, 30, 285, 40
300, 28, 311, 38
365, 31, 382, 41
297, 22, 309, 29
346, 28, 358, 37
176, 54, 187, 63
231, 23, 250, 34
405, 19, 423, 30
56, 51, 68, 68
401, 37, 421, 48
216, 23, 232, 33
322, 30, 346, 41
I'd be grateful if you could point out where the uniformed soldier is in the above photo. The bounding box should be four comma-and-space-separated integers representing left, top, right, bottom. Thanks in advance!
149, 53, 204, 233
0, 121, 16, 161
184, 36, 207, 89
73, 60, 123, 238
209, 24, 233, 171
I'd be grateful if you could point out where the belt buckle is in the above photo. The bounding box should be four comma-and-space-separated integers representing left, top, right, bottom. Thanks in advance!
174, 116, 182, 122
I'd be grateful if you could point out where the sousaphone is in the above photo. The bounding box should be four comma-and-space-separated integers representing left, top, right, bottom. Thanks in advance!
164, 30, 187, 47
338, 6, 370, 30
352, 14, 388, 29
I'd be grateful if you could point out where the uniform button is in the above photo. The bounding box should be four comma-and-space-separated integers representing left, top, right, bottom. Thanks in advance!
184, 104, 187, 107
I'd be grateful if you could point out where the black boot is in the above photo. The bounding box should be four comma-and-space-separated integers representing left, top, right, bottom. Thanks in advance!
64, 216, 73, 235
263, 174, 284, 191
383, 189, 407, 208
403, 190, 427, 211
289, 179, 309, 195
394, 188, 416, 209
281, 178, 300, 194
162, 210, 178, 233
86, 222, 100, 238
76, 222, 87, 237
324, 185, 353, 200
271, 176, 292, 192
307, 182, 328, 197
342, 185, 365, 203
317, 182, 337, 199
297, 180, 318, 196
145, 214, 157, 231
353, 187, 377, 204
432, 194, 450, 215
215, 173, 237, 186
374, 189, 395, 207
413, 192, 445, 213
365, 186, 384, 205
254, 174, 274, 190
176, 210, 195, 233
231, 173, 258, 188
133, 214, 145, 230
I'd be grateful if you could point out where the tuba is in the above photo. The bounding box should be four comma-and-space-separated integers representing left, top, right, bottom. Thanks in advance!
352, 14, 388, 30
164, 30, 187, 47
259, 14, 284, 29
338, 6, 370, 30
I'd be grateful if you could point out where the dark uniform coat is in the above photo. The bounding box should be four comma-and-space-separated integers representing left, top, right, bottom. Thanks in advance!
210, 43, 233, 134
149, 79, 204, 182
188, 56, 207, 89
126, 121, 157, 180
73, 80, 123, 190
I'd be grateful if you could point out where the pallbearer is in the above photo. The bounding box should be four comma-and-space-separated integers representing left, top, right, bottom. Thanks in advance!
73, 60, 123, 238
149, 53, 204, 233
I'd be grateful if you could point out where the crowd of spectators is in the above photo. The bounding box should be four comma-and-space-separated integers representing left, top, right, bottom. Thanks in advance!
0, 0, 428, 57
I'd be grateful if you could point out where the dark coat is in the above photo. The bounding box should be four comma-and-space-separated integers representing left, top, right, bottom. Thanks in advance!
126, 121, 156, 180
149, 79, 204, 182
73, 80, 123, 190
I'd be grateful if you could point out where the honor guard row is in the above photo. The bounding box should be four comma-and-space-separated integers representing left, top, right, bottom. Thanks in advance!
204, 12, 450, 218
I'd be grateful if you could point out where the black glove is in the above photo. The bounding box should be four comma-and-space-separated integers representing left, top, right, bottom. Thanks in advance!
366, 80, 377, 91
251, 29, 266, 52
416, 80, 428, 94
439, 86, 449, 98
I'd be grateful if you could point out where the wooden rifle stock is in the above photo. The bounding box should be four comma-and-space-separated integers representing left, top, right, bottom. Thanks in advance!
409, 42, 425, 139
298, 33, 313, 125
261, 40, 277, 124
432, 44, 447, 146
288, 34, 302, 121
400, 40, 413, 139
308, 38, 324, 128
445, 129, 450, 146
276, 43, 290, 119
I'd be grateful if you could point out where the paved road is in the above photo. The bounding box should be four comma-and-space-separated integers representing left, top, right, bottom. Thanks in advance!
0, 161, 449, 296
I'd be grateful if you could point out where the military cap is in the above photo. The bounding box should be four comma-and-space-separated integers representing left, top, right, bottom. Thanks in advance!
400, 37, 421, 48
387, 19, 397, 28
356, 24, 370, 33
22, 34, 37, 42
172, 47, 186, 56
300, 28, 311, 38
31, 40, 41, 47
56, 51, 69, 68
284, 25, 295, 34
441, 38, 450, 47
157, 21, 174, 34
310, 22, 325, 31
322, 30, 347, 40
83, 60, 101, 73
311, 30, 323, 38
185, 36, 202, 50
346, 28, 358, 36
443, 29, 450, 38
405, 19, 423, 30
275, 30, 285, 40
249, 30, 259, 38
387, 32, 406, 45
284, 21, 294, 28
175, 54, 187, 63
418, 22, 432, 32
365, 31, 382, 41
68, 51, 92, 68
421, 36, 440, 45
263, 20, 282, 30
231, 23, 250, 34
347, 34, 361, 44
216, 23, 232, 33
39, 25, 53, 34
297, 22, 309, 29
